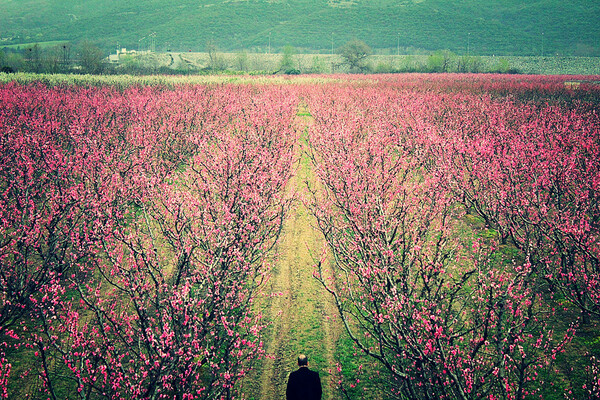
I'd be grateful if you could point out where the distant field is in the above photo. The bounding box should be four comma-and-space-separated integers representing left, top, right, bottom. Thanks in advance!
1, 0, 599, 57
371, 55, 600, 75
117, 51, 600, 75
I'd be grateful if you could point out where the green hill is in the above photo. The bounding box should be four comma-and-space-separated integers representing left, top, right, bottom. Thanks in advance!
1, 0, 599, 56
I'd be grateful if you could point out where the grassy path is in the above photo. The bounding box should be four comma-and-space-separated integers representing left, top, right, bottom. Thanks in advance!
241, 111, 342, 399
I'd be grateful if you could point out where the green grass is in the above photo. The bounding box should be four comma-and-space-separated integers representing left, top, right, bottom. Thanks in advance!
0, 0, 599, 56
333, 329, 392, 399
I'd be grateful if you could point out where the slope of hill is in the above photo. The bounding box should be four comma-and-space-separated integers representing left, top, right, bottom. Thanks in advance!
1, 0, 599, 56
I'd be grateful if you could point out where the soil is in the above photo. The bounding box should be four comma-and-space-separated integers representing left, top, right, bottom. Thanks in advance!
240, 110, 342, 399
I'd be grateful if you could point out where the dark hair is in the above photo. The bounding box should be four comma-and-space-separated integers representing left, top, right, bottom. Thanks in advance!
298, 354, 308, 366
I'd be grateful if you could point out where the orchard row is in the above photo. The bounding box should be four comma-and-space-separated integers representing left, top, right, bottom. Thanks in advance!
0, 83, 297, 399
305, 81, 599, 399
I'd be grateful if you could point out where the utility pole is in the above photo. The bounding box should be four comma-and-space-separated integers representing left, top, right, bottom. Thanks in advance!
149, 32, 156, 52
61, 44, 71, 67
467, 32, 470, 57
541, 32, 544, 57
397, 32, 400, 56
331, 32, 334, 55
268, 31, 271, 54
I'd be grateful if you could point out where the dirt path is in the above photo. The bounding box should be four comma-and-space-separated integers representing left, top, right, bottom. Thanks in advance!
241, 110, 341, 399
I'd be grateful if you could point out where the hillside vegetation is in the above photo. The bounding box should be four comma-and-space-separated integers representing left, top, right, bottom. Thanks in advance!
1, 0, 599, 56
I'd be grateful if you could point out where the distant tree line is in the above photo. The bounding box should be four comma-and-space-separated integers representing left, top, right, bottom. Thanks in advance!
0, 39, 520, 76
337, 40, 519, 74
0, 41, 107, 75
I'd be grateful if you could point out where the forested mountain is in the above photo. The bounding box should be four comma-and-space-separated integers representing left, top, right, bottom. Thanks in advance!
1, 0, 599, 56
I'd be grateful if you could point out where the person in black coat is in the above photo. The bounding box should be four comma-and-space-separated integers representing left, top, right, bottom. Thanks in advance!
286, 354, 322, 400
